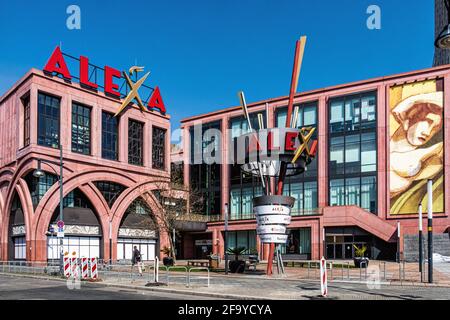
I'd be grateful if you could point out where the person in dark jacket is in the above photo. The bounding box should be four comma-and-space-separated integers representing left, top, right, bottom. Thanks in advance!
132, 246, 143, 276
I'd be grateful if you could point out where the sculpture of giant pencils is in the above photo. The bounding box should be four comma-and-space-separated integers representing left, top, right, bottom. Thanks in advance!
235, 36, 317, 276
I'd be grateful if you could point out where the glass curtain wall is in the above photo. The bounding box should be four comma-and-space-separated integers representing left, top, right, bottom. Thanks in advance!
275, 102, 318, 215
328, 92, 377, 213
190, 121, 222, 219
229, 112, 266, 220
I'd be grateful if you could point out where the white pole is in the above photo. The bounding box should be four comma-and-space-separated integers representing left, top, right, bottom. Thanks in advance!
155, 256, 159, 283
427, 180, 433, 220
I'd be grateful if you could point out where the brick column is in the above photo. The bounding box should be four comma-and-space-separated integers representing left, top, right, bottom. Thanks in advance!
91, 104, 101, 158
29, 84, 38, 145
317, 96, 328, 209
377, 85, 387, 218
221, 116, 229, 220
183, 126, 190, 188
119, 114, 128, 163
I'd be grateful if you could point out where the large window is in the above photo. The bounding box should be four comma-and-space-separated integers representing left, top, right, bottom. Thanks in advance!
38, 92, 60, 148
101, 111, 119, 160
275, 102, 319, 215
225, 230, 256, 254
71, 102, 91, 155
128, 119, 144, 166
328, 92, 377, 213
283, 180, 318, 215
26, 172, 58, 208
48, 236, 100, 260
117, 238, 156, 261
94, 181, 126, 208
152, 126, 166, 170
13, 237, 26, 260
190, 121, 222, 218
229, 112, 266, 220
230, 180, 262, 220
22, 94, 30, 147
280, 228, 311, 259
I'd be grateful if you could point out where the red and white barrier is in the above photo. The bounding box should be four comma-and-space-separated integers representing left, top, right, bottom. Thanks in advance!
70, 256, 79, 279
90, 257, 98, 279
81, 258, 89, 279
320, 257, 328, 297
63, 257, 71, 278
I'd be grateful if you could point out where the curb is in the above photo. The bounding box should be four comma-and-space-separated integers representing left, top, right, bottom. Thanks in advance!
207, 272, 450, 288
0, 272, 264, 300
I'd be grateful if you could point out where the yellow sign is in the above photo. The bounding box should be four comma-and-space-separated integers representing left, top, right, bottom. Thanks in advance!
291, 126, 316, 164
114, 66, 150, 117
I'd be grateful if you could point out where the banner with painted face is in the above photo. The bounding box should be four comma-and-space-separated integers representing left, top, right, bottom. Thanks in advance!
389, 79, 444, 214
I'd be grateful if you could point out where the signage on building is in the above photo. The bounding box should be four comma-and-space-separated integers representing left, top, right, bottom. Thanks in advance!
236, 127, 317, 177
195, 240, 212, 246
43, 46, 166, 116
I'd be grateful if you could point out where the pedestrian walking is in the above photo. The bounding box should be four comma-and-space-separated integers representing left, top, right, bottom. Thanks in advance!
132, 246, 143, 276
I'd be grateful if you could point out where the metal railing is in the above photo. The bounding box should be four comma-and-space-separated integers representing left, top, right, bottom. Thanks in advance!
167, 266, 188, 286
187, 267, 210, 287
294, 260, 426, 283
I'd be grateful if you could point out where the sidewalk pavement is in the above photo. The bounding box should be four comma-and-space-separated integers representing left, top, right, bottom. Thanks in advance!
175, 259, 450, 285
2, 259, 450, 300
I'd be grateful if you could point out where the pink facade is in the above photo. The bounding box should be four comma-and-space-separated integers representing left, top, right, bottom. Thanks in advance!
0, 69, 171, 262
180, 65, 450, 261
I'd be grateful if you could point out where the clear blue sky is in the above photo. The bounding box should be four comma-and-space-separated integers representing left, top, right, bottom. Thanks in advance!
0, 0, 435, 135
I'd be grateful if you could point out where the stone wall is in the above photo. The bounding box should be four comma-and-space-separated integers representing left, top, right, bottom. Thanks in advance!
403, 233, 450, 261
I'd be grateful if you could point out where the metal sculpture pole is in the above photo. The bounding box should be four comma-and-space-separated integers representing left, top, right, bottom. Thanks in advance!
267, 36, 307, 276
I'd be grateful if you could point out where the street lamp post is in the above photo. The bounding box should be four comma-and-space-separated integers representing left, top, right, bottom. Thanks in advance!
109, 220, 112, 265
33, 145, 64, 276
224, 203, 229, 275
435, 0, 450, 49
427, 179, 433, 283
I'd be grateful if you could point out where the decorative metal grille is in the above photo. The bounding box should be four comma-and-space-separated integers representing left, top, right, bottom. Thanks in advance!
152, 126, 166, 170
128, 119, 144, 165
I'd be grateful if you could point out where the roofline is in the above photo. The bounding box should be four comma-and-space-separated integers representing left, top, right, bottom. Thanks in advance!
0, 68, 171, 121
180, 64, 450, 123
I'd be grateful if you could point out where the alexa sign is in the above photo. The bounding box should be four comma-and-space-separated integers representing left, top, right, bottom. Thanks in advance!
43, 46, 166, 116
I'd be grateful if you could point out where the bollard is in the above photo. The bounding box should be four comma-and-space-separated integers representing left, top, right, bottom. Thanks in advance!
154, 256, 159, 283
329, 262, 333, 282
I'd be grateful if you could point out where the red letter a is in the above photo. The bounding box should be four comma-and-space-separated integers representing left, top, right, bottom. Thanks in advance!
147, 86, 166, 113
43, 46, 71, 80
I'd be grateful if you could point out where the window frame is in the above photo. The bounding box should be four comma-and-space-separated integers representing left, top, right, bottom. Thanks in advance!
327, 91, 378, 214
37, 91, 61, 149
152, 126, 166, 170
128, 118, 144, 166
101, 111, 119, 161
71, 101, 92, 155
22, 93, 31, 147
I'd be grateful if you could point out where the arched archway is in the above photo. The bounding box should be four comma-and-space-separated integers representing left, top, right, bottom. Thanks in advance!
109, 180, 171, 261
33, 168, 137, 243
1, 179, 33, 261
6, 192, 27, 260
46, 187, 104, 261
116, 197, 159, 262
